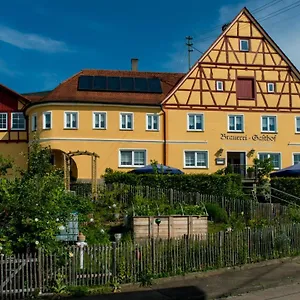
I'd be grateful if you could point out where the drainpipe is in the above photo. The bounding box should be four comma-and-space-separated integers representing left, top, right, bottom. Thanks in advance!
160, 105, 167, 165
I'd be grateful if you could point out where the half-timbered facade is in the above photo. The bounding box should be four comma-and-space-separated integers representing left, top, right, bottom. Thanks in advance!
162, 7, 300, 174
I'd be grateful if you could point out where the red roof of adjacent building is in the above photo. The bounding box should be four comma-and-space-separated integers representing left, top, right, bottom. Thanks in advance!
26, 69, 184, 107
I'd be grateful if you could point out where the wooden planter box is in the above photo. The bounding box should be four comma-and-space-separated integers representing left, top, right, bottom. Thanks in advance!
133, 215, 208, 239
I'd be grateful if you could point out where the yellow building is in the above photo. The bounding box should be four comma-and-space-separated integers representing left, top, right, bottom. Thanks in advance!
2, 7, 300, 180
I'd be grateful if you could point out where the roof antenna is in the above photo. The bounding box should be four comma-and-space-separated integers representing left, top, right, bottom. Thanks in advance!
186, 36, 193, 70
222, 23, 231, 32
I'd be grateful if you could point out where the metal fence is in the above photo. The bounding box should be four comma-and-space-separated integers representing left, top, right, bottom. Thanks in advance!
2, 223, 300, 298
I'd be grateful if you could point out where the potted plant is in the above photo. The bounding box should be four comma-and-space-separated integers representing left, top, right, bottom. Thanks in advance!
247, 166, 255, 179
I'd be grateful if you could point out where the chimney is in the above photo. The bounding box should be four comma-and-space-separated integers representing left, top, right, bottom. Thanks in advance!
131, 58, 139, 71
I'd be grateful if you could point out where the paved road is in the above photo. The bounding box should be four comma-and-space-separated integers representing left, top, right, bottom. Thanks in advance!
228, 282, 300, 299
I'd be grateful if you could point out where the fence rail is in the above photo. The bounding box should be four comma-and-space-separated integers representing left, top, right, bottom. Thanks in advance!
71, 183, 289, 220
2, 223, 300, 298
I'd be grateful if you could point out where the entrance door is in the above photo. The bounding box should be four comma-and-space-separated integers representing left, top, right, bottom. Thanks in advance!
227, 152, 246, 176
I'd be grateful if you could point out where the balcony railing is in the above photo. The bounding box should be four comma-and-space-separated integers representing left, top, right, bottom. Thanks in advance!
226, 164, 256, 179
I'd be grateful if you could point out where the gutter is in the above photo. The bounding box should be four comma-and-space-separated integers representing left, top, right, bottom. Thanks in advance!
160, 105, 167, 165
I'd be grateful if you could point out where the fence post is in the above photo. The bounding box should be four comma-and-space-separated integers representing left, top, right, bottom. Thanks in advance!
170, 189, 174, 206
38, 248, 42, 294
112, 242, 117, 279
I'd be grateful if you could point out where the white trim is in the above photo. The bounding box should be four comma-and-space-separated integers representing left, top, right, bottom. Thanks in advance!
26, 102, 160, 114
11, 112, 26, 131
187, 113, 204, 132
119, 112, 134, 130
257, 152, 282, 170
31, 113, 37, 132
32, 137, 208, 144
260, 115, 277, 133
118, 148, 147, 168
183, 150, 209, 169
146, 113, 160, 131
295, 116, 300, 133
267, 82, 275, 93
292, 152, 300, 165
216, 81, 224, 91
43, 111, 52, 130
64, 111, 79, 129
227, 114, 244, 132
0, 112, 8, 131
240, 39, 249, 52
92, 111, 107, 130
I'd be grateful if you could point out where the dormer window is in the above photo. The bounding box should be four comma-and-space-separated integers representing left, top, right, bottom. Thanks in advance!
267, 82, 275, 93
240, 39, 249, 52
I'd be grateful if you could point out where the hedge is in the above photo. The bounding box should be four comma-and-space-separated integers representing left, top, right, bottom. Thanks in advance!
271, 177, 300, 205
103, 171, 244, 198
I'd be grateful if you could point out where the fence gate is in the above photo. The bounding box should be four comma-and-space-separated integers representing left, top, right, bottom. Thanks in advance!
0, 253, 40, 299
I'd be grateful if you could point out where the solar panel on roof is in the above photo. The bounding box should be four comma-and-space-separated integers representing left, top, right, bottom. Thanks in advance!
134, 78, 148, 92
93, 76, 107, 90
120, 77, 134, 91
148, 78, 162, 93
78, 76, 93, 90
107, 77, 121, 91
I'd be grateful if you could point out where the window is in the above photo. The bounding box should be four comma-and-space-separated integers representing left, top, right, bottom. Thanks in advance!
31, 114, 37, 131
240, 39, 249, 51
146, 114, 159, 131
184, 151, 208, 168
293, 154, 300, 165
0, 113, 7, 130
261, 116, 277, 132
43, 112, 52, 129
188, 114, 204, 131
119, 150, 146, 167
120, 113, 133, 130
11, 112, 25, 130
216, 81, 224, 91
295, 117, 300, 133
267, 82, 275, 93
64, 112, 78, 129
93, 112, 107, 129
228, 115, 244, 132
258, 153, 281, 169
236, 78, 255, 99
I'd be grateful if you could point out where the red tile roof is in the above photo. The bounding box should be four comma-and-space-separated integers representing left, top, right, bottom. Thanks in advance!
0, 84, 31, 104
29, 70, 184, 106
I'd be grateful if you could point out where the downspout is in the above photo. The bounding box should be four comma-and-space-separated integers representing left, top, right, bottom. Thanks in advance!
160, 105, 167, 165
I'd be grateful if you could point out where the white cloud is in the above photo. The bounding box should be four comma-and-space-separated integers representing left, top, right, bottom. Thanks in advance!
0, 25, 70, 53
167, 0, 300, 71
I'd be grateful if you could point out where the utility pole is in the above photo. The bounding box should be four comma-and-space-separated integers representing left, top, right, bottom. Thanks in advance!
186, 36, 193, 70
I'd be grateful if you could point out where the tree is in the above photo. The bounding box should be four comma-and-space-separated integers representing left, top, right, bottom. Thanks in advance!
0, 138, 93, 254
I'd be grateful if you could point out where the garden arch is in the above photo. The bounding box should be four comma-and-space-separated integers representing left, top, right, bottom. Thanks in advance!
63, 151, 99, 199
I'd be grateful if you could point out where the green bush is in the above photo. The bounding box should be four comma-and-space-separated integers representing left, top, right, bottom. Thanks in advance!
204, 203, 228, 223
271, 178, 300, 205
103, 171, 243, 198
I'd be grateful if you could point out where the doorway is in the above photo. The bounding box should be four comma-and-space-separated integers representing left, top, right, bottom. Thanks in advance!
227, 151, 246, 176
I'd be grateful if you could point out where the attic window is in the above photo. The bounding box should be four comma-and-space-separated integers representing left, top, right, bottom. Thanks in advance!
240, 39, 249, 52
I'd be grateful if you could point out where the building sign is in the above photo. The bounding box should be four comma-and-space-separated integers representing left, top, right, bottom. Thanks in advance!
220, 133, 276, 142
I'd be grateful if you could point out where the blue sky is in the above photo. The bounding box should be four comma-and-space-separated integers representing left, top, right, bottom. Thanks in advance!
0, 0, 300, 93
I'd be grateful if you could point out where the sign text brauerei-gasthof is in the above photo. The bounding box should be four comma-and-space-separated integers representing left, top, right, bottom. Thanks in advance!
220, 133, 276, 142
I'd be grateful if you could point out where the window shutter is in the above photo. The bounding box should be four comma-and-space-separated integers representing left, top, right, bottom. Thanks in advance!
236, 78, 255, 99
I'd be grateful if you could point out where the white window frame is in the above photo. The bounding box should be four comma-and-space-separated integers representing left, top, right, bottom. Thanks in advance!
43, 111, 52, 130
146, 113, 159, 131
216, 81, 224, 91
261, 115, 277, 133
31, 114, 37, 131
228, 114, 244, 132
119, 112, 134, 130
183, 150, 209, 169
240, 39, 249, 52
64, 111, 79, 129
187, 113, 204, 132
258, 152, 281, 170
119, 149, 147, 168
0, 113, 8, 130
11, 112, 26, 130
295, 117, 300, 133
93, 112, 107, 129
267, 82, 275, 93
293, 153, 300, 165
